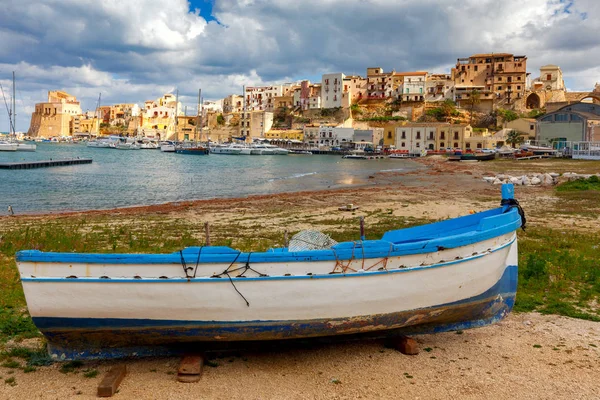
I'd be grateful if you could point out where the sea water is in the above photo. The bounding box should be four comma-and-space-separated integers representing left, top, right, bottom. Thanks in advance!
0, 143, 424, 213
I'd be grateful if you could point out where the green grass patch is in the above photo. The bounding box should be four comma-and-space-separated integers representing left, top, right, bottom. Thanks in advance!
59, 360, 84, 374
83, 369, 99, 378
556, 175, 600, 192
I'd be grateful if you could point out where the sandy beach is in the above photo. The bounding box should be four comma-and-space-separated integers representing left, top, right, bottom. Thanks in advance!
1, 156, 599, 399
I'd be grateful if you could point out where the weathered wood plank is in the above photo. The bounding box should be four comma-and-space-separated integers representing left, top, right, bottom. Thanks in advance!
388, 336, 420, 355
177, 355, 204, 383
97, 364, 127, 397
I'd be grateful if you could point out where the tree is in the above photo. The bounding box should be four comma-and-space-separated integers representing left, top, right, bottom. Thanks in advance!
497, 108, 519, 123
505, 130, 524, 148
217, 114, 225, 125
467, 90, 481, 125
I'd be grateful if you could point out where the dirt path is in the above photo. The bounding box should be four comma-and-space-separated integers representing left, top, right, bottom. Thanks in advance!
1, 313, 598, 399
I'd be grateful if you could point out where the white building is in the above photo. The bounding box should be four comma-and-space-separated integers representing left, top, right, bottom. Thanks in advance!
321, 73, 346, 108
425, 74, 454, 102
318, 126, 354, 147
398, 72, 427, 102
394, 124, 436, 154
245, 85, 284, 112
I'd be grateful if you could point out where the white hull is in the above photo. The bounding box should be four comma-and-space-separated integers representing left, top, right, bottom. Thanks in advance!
16, 143, 37, 151
160, 144, 176, 152
0, 142, 18, 151
19, 233, 515, 323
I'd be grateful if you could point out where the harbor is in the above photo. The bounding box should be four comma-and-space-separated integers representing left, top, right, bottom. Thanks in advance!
1, 155, 599, 399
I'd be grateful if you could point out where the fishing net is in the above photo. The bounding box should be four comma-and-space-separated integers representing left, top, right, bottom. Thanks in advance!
288, 230, 338, 251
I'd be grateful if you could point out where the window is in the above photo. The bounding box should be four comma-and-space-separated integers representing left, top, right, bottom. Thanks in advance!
546, 74, 552, 80
416, 142, 420, 148
429, 131, 434, 140
529, 124, 534, 130
517, 86, 521, 90
416, 131, 421, 139
440, 142, 445, 148
474, 66, 478, 72
498, 86, 502, 90
466, 143, 471, 149
401, 131, 406, 139
454, 131, 459, 140
555, 113, 569, 122
498, 77, 502, 82
440, 132, 445, 140
477, 143, 482, 149
517, 76, 521, 81
454, 142, 459, 148
570, 114, 582, 122
401, 142, 406, 147
387, 131, 392, 139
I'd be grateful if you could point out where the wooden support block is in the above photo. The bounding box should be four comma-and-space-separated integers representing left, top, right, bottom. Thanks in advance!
177, 355, 204, 383
389, 336, 420, 355
97, 364, 127, 397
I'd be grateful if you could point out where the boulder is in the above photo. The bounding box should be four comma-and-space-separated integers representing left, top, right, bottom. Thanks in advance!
483, 176, 496, 183
493, 178, 503, 185
531, 177, 542, 185
549, 172, 559, 178
510, 177, 522, 185
521, 176, 531, 186
542, 173, 554, 185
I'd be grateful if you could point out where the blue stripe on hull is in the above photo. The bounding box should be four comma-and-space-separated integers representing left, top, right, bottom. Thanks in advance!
38, 266, 517, 360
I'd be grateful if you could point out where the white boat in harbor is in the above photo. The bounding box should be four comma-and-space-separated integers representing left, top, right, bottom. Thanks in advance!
15, 185, 523, 360
230, 143, 253, 155
16, 142, 37, 152
210, 144, 242, 155
114, 142, 141, 150
0, 141, 17, 151
160, 141, 176, 152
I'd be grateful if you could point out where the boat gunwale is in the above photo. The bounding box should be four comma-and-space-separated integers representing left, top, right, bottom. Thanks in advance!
20, 235, 516, 283
15, 207, 522, 265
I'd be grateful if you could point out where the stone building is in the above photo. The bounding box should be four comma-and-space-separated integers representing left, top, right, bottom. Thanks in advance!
384, 122, 473, 152
223, 95, 243, 113
239, 111, 274, 139
396, 72, 428, 102
343, 75, 367, 103
245, 86, 283, 111
27, 91, 82, 138
366, 67, 394, 99
451, 53, 528, 111
425, 74, 454, 102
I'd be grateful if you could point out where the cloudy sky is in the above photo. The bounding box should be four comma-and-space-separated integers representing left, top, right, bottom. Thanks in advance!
0, 0, 598, 132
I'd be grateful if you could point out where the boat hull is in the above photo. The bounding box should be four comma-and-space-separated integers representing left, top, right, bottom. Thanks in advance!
19, 235, 517, 360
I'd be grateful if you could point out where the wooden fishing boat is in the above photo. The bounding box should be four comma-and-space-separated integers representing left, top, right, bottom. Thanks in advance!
460, 153, 496, 161
16, 184, 523, 360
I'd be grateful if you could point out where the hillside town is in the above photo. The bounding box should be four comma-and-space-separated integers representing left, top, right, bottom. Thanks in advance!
25, 52, 600, 155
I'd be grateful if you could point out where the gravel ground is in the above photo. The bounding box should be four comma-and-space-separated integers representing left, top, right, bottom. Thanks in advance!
1, 312, 598, 400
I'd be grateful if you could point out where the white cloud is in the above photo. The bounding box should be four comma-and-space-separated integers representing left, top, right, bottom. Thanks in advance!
0, 0, 599, 130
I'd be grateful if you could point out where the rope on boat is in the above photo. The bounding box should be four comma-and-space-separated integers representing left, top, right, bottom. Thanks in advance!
331, 241, 392, 273
501, 198, 527, 231
179, 247, 204, 279
211, 252, 268, 307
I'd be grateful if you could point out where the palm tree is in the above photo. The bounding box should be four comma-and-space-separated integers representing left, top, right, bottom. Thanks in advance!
505, 130, 524, 148
467, 90, 481, 125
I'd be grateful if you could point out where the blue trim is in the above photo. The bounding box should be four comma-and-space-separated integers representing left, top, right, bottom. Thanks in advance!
37, 265, 517, 360
20, 237, 515, 283
16, 207, 522, 265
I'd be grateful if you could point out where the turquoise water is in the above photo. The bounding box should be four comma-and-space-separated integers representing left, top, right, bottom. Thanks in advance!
0, 143, 424, 213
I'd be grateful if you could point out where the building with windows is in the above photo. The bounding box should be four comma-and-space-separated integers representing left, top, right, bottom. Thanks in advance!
317, 126, 354, 147
504, 118, 537, 139
395, 72, 428, 102
344, 75, 368, 103
27, 91, 83, 138
384, 122, 473, 152
425, 74, 454, 102
366, 67, 394, 99
223, 95, 243, 113
451, 53, 528, 110
239, 111, 274, 139
321, 73, 348, 108
537, 102, 600, 143
245, 86, 284, 111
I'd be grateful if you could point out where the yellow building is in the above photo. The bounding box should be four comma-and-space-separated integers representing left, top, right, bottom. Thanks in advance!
382, 121, 408, 147
28, 91, 82, 138
265, 129, 304, 141
465, 130, 497, 150
78, 117, 99, 134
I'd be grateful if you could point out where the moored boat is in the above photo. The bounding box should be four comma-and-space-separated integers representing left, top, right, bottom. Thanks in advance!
460, 153, 496, 161
16, 185, 523, 360
0, 141, 18, 151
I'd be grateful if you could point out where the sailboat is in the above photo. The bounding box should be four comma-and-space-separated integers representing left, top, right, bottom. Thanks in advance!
1, 72, 36, 151
175, 89, 209, 155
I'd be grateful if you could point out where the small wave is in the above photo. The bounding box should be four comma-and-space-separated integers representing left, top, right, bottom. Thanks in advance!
380, 168, 405, 172
268, 172, 317, 182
